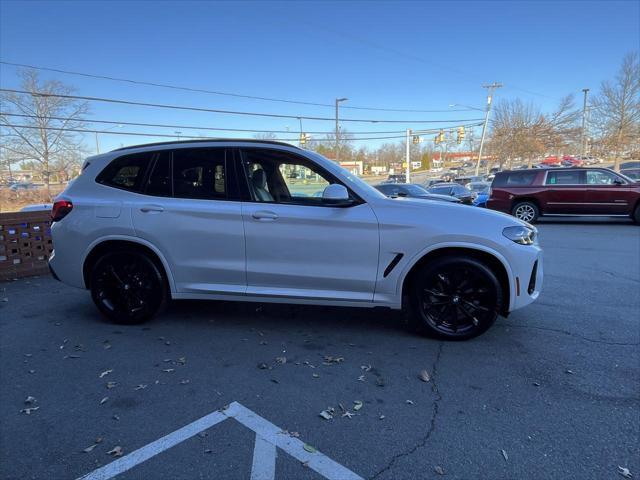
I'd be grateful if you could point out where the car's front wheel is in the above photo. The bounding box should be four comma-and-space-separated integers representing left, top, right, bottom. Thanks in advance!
512, 201, 539, 223
633, 204, 640, 225
90, 250, 167, 324
409, 256, 502, 340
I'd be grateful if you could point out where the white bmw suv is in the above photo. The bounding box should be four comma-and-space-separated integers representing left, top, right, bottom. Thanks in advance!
49, 140, 542, 340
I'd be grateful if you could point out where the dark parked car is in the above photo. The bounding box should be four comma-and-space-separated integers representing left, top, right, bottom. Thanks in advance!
487, 168, 640, 223
385, 174, 407, 183
375, 183, 461, 203
621, 167, 640, 181
427, 183, 475, 204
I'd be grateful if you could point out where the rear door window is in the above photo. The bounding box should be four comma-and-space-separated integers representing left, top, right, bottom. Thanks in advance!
96, 152, 154, 192
546, 170, 585, 185
172, 148, 229, 200
145, 151, 172, 197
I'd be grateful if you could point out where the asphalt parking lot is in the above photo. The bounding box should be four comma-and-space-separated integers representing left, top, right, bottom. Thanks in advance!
1, 220, 639, 480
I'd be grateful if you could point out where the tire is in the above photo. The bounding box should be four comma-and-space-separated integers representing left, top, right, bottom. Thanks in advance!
90, 249, 167, 324
512, 201, 539, 223
409, 256, 503, 340
633, 204, 640, 225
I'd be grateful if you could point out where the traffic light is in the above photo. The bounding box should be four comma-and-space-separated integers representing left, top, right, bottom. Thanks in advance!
456, 126, 465, 144
299, 133, 309, 145
434, 133, 440, 145
412, 135, 421, 144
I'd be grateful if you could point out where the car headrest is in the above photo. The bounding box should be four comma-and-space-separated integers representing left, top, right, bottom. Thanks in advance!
252, 169, 268, 189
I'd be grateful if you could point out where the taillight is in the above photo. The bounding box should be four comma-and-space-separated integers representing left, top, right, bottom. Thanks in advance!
51, 200, 73, 222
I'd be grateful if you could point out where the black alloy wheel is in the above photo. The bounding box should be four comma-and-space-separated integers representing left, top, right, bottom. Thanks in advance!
410, 256, 502, 340
90, 250, 167, 324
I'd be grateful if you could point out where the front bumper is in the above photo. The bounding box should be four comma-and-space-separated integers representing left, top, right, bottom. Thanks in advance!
509, 247, 543, 312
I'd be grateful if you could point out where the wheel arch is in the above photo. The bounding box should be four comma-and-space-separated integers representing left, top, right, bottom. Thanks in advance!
399, 244, 513, 316
82, 236, 175, 293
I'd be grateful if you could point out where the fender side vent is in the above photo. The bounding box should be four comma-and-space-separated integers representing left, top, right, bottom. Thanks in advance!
383, 253, 404, 278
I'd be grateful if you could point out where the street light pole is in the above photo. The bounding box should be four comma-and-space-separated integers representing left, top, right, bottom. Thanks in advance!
335, 98, 348, 162
475, 82, 502, 176
581, 88, 590, 157
405, 129, 412, 183
95, 124, 123, 154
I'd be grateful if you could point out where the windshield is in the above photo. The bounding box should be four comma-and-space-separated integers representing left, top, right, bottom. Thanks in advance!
404, 184, 429, 195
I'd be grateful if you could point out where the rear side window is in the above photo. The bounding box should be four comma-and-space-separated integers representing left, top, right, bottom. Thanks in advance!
493, 171, 537, 187
96, 152, 154, 192
546, 170, 584, 185
430, 186, 452, 195
173, 148, 227, 200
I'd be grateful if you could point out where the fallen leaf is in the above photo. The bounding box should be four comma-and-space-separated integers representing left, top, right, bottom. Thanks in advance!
618, 466, 632, 479
107, 446, 123, 457
342, 411, 354, 418
303, 444, 317, 453
532, 382, 541, 387
419, 370, 431, 382
162, 368, 175, 373
319, 410, 333, 420
24, 396, 36, 405
406, 400, 414, 405
112, 415, 120, 421
353, 400, 363, 411
357, 375, 365, 382
180, 379, 190, 385
434, 465, 445, 475
20, 406, 39, 415
501, 449, 508, 461
361, 364, 372, 372
99, 369, 113, 378
565, 369, 574, 375
204, 449, 213, 454
83, 444, 99, 453
134, 384, 147, 390
28, 370, 36, 374
275, 356, 287, 364
257, 363, 269, 370
312, 373, 320, 378
106, 381, 117, 389
177, 357, 186, 365
100, 397, 109, 405
379, 415, 385, 420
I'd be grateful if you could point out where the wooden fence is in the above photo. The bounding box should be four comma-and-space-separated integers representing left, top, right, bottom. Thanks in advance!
0, 211, 53, 281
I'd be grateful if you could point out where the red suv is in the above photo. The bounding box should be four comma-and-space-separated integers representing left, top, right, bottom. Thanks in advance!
487, 168, 640, 223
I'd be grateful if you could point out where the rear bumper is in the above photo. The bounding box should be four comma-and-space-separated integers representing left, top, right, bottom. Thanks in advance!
48, 255, 60, 282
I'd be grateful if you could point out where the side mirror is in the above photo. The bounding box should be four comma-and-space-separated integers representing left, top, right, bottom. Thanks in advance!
322, 184, 352, 206
613, 178, 624, 185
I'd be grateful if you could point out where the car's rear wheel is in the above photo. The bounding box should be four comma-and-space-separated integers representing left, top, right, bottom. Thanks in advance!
409, 256, 502, 340
512, 201, 539, 223
90, 250, 167, 324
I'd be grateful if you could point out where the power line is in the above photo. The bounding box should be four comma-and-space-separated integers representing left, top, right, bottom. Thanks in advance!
0, 61, 473, 113
2, 112, 476, 135
0, 89, 485, 124
0, 122, 483, 143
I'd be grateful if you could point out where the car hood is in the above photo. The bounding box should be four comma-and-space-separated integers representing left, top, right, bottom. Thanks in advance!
375, 195, 531, 229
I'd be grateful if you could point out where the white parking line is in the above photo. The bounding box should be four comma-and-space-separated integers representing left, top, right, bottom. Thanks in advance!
76, 401, 363, 480
251, 434, 277, 480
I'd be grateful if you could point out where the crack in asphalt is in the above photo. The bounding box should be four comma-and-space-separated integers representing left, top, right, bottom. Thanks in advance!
503, 324, 640, 346
369, 341, 444, 480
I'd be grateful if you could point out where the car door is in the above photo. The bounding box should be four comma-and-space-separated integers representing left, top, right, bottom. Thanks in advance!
584, 169, 634, 215
541, 170, 587, 214
238, 148, 380, 303
131, 148, 246, 295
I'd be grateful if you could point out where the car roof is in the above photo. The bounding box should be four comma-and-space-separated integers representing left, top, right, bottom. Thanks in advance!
110, 138, 300, 152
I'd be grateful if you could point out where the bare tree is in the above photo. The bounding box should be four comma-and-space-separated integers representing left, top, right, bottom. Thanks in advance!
0, 69, 89, 192
590, 52, 640, 170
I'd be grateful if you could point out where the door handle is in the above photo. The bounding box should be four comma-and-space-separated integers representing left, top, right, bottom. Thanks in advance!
252, 210, 278, 220
140, 205, 164, 213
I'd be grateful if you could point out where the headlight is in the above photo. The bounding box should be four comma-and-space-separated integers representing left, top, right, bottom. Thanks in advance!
503, 225, 537, 245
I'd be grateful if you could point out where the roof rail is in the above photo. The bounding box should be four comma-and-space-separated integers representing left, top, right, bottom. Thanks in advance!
110, 138, 300, 152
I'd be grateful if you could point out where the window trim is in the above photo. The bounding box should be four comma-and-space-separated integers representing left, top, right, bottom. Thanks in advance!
236, 148, 364, 208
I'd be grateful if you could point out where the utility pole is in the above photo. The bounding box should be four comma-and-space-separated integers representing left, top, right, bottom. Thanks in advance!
405, 129, 412, 183
581, 88, 589, 157
475, 82, 502, 176
335, 98, 348, 162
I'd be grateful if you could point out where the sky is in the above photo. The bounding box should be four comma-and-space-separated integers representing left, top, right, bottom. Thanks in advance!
1, 0, 639, 153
